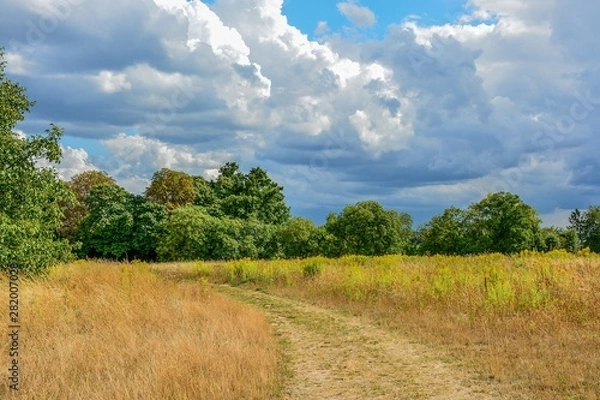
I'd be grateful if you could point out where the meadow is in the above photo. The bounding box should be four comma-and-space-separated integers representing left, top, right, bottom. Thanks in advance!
158, 250, 600, 399
0, 261, 279, 399
1, 252, 598, 399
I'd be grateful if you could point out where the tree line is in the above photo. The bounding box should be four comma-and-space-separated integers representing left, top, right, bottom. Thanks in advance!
2, 49, 600, 273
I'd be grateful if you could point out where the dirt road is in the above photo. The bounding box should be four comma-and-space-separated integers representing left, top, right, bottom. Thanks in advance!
215, 285, 508, 400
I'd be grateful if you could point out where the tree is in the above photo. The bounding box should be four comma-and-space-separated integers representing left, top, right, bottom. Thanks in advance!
212, 162, 290, 225
60, 170, 116, 240
325, 201, 413, 256
144, 168, 195, 211
466, 192, 540, 254
192, 175, 219, 213
0, 49, 73, 273
75, 184, 167, 260
157, 205, 281, 261
277, 217, 324, 258
536, 227, 563, 252
569, 206, 600, 253
419, 206, 469, 255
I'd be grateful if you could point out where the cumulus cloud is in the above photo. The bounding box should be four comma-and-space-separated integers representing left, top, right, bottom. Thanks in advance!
99, 133, 231, 192
2, 0, 599, 224
336, 1, 376, 28
93, 71, 131, 93
315, 21, 330, 36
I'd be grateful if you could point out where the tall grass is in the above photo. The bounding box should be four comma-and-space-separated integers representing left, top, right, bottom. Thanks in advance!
181, 251, 600, 399
0, 261, 278, 399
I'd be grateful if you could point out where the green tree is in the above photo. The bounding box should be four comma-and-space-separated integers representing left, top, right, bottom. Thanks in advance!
325, 201, 413, 256
60, 170, 116, 240
157, 206, 213, 261
192, 175, 219, 213
75, 184, 166, 260
559, 227, 580, 253
277, 217, 324, 258
536, 227, 563, 252
569, 206, 600, 252
466, 192, 540, 254
144, 168, 195, 211
0, 49, 73, 272
212, 162, 290, 225
419, 206, 469, 255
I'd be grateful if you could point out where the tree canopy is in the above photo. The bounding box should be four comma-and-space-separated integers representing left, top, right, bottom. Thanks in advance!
61, 170, 116, 240
75, 184, 167, 260
0, 49, 73, 272
325, 201, 413, 256
569, 206, 600, 253
144, 168, 196, 211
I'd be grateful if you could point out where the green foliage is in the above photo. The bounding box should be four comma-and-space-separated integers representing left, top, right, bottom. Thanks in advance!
302, 259, 323, 279
75, 184, 167, 260
569, 206, 600, 253
0, 49, 73, 273
420, 206, 469, 255
535, 227, 563, 252
60, 170, 116, 240
157, 205, 278, 261
325, 200, 413, 256
212, 162, 290, 225
277, 217, 324, 258
466, 192, 541, 254
144, 168, 196, 211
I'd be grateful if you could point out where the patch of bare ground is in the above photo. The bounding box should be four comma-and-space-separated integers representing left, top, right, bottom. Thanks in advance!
216, 285, 510, 400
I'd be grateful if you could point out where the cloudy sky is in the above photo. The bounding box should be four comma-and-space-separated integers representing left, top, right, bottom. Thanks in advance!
2, 0, 599, 226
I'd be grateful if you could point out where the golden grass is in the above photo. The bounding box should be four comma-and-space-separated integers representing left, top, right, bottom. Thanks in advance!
171, 251, 600, 399
0, 261, 278, 400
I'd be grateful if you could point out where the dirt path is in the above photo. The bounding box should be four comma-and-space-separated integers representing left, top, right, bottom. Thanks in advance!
215, 285, 507, 400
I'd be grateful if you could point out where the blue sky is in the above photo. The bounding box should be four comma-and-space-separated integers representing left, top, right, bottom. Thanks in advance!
1, 0, 599, 227
282, 0, 469, 38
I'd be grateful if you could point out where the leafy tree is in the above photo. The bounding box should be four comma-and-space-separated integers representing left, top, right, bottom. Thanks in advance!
466, 192, 540, 254
212, 162, 290, 225
60, 170, 116, 240
144, 168, 195, 211
157, 205, 280, 261
0, 49, 73, 273
419, 206, 469, 255
129, 195, 168, 260
277, 217, 324, 258
568, 209, 585, 244
569, 206, 600, 252
157, 206, 213, 261
559, 228, 580, 253
192, 175, 219, 213
75, 184, 133, 259
244, 167, 290, 225
325, 201, 413, 256
536, 227, 563, 252
76, 184, 166, 260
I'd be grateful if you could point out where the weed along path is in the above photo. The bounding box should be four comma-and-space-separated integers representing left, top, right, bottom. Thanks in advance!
215, 285, 505, 400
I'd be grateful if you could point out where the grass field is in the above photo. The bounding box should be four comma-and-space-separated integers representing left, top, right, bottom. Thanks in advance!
0, 261, 278, 400
157, 250, 600, 399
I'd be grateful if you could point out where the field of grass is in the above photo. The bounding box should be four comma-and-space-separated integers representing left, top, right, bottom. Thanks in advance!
162, 250, 600, 399
0, 261, 278, 400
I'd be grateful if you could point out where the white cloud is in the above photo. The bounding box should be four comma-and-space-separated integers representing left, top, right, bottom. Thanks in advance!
93, 71, 131, 93
315, 21, 329, 36
100, 133, 230, 190
36, 146, 98, 181
55, 147, 98, 180
3, 0, 600, 223
336, 1, 376, 28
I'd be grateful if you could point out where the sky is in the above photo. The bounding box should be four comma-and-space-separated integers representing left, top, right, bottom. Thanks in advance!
1, 0, 599, 227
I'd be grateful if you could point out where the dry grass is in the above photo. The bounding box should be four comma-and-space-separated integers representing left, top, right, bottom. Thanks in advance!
172, 251, 600, 399
0, 261, 278, 400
